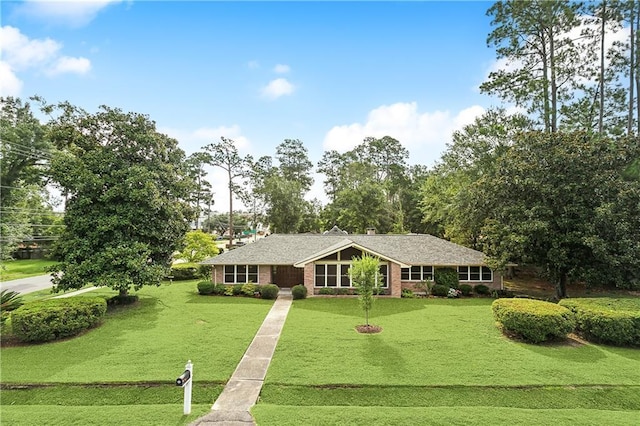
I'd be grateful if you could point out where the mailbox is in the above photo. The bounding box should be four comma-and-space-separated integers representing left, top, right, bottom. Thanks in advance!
176, 369, 191, 387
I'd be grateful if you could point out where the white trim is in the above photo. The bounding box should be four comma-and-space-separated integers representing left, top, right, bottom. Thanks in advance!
223, 264, 259, 284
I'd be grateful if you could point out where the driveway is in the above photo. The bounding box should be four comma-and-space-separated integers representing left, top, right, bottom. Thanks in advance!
0, 274, 53, 295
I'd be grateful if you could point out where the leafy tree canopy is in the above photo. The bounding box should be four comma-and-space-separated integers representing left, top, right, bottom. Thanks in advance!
176, 230, 219, 263
47, 104, 193, 296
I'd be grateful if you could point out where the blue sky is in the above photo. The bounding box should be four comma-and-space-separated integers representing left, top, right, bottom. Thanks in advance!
1, 0, 500, 211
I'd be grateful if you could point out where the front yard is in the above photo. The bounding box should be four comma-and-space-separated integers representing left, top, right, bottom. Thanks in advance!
256, 298, 640, 425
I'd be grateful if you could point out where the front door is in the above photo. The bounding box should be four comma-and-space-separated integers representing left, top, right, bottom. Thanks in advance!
272, 265, 304, 288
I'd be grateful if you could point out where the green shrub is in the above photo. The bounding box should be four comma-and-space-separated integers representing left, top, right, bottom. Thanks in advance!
292, 285, 307, 300
318, 287, 335, 295
232, 284, 244, 296
224, 285, 234, 296
12, 297, 107, 343
197, 281, 215, 295
106, 294, 139, 306
434, 268, 459, 289
401, 288, 415, 298
169, 263, 200, 280
415, 279, 435, 295
213, 283, 227, 295
432, 284, 449, 297
559, 298, 640, 347
260, 284, 279, 300
336, 288, 351, 295
198, 264, 213, 280
460, 284, 473, 296
241, 283, 257, 297
492, 289, 515, 298
492, 298, 575, 344
474, 284, 490, 295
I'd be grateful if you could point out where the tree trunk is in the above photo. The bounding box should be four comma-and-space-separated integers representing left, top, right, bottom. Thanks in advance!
629, 3, 635, 135
555, 273, 567, 299
636, 3, 640, 135
599, 1, 606, 135
549, 27, 558, 133
228, 168, 234, 247
541, 32, 552, 132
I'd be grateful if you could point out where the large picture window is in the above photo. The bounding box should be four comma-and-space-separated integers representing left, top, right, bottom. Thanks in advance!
401, 265, 433, 281
457, 266, 492, 282
315, 262, 388, 288
224, 265, 258, 284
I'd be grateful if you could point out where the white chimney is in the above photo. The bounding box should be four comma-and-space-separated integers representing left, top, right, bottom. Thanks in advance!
366, 228, 376, 235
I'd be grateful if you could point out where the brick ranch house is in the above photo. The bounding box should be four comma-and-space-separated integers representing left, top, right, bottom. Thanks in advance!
201, 227, 503, 297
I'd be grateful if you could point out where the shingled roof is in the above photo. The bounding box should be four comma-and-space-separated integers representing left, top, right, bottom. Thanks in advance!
201, 233, 487, 267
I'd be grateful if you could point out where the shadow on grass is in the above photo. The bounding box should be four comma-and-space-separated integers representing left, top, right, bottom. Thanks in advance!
596, 345, 640, 361
292, 298, 430, 319
518, 338, 607, 363
362, 334, 408, 377
185, 293, 273, 305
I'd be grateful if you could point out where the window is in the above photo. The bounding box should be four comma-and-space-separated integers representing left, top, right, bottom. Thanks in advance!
458, 266, 492, 282
401, 265, 433, 281
224, 265, 258, 284
316, 262, 388, 288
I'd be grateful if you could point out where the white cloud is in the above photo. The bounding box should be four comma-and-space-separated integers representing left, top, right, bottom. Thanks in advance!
16, 0, 122, 27
323, 102, 485, 165
273, 64, 290, 74
47, 56, 91, 76
261, 78, 295, 99
0, 26, 92, 96
0, 62, 23, 96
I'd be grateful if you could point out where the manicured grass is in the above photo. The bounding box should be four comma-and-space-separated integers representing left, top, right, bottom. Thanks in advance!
265, 298, 640, 387
0, 258, 56, 281
1, 404, 212, 425
258, 297, 640, 424
1, 281, 273, 383
1, 281, 273, 425
252, 405, 640, 426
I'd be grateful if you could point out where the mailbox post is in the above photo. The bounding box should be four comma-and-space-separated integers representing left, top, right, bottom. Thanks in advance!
176, 360, 193, 415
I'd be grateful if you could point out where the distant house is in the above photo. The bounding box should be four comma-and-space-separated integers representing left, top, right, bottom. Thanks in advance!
201, 226, 502, 297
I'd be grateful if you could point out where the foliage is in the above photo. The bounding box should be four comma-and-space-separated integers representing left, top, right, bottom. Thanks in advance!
169, 263, 200, 281
414, 279, 434, 295
431, 284, 449, 297
259, 284, 280, 300
241, 283, 257, 296
349, 254, 381, 326
492, 298, 575, 344
203, 136, 252, 246
401, 288, 415, 298
11, 297, 107, 343
434, 268, 459, 289
292, 284, 307, 300
232, 284, 244, 296
224, 285, 234, 296
46, 104, 192, 296
0, 97, 56, 260
176, 230, 219, 263
1, 288, 24, 312
474, 284, 491, 295
477, 132, 640, 298
318, 287, 335, 295
197, 280, 215, 295
559, 298, 640, 346
460, 284, 473, 296
213, 283, 227, 295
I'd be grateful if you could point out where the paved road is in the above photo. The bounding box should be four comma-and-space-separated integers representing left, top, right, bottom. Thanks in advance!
0, 274, 53, 295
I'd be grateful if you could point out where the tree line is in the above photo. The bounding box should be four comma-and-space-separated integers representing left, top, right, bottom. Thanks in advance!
1, 0, 639, 298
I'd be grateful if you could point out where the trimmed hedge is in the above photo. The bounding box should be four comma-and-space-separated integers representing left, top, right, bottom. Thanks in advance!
559, 298, 640, 347
431, 284, 449, 297
318, 287, 335, 295
259, 284, 279, 300
292, 285, 307, 300
492, 298, 575, 344
459, 284, 473, 296
169, 263, 200, 281
197, 281, 215, 295
11, 297, 107, 343
434, 268, 459, 289
474, 284, 490, 295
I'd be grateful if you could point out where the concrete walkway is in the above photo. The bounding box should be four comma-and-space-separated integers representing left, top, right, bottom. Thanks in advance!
190, 291, 293, 426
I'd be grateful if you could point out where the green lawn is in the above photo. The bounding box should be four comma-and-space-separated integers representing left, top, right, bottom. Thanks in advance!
1, 281, 273, 425
254, 297, 640, 424
0, 258, 56, 281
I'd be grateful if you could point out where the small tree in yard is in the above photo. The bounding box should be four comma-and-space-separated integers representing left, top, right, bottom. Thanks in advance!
349, 254, 381, 327
177, 230, 219, 263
